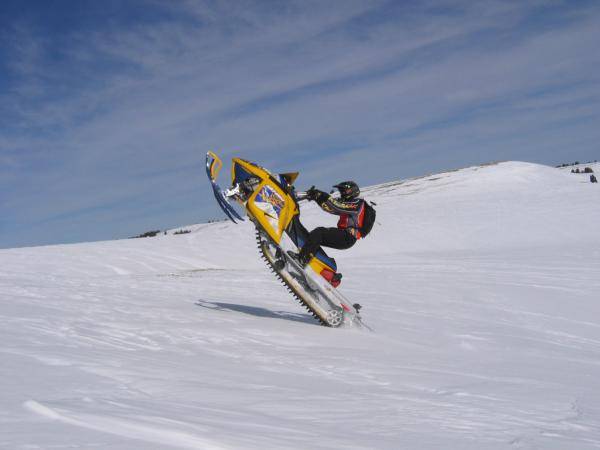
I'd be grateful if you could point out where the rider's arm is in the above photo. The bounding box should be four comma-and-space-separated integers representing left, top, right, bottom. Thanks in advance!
314, 191, 361, 216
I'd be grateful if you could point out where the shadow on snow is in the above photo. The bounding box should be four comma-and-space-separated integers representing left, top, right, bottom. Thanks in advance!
195, 300, 318, 326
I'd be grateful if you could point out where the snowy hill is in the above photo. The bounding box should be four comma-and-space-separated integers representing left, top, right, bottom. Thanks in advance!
2, 161, 600, 449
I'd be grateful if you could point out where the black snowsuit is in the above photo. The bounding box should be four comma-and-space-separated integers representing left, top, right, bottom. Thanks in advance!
299, 190, 365, 262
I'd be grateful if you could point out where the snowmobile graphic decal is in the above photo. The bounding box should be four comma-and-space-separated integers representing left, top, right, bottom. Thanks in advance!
254, 185, 285, 230
255, 185, 284, 216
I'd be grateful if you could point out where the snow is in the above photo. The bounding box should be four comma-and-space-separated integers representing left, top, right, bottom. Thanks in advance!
1, 161, 600, 449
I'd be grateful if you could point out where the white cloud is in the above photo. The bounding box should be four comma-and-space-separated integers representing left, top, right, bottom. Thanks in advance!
1, 0, 599, 247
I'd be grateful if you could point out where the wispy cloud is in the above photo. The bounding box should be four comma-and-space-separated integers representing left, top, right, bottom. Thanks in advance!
1, 0, 599, 247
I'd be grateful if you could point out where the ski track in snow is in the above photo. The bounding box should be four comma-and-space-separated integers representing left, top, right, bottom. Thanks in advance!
1, 162, 600, 449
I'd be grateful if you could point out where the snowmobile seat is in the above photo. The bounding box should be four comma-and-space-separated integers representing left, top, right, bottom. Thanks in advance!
314, 250, 337, 272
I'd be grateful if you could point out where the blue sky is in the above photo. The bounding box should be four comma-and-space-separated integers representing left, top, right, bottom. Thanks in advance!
1, 0, 599, 248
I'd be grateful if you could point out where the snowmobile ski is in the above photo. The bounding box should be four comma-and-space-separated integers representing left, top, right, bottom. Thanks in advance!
206, 152, 244, 223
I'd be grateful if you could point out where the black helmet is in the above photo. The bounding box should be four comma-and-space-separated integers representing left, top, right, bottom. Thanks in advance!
333, 181, 360, 201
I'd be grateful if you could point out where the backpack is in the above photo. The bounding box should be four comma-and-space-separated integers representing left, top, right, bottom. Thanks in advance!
359, 201, 376, 237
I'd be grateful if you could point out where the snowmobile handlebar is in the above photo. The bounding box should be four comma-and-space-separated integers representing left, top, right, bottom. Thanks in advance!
295, 191, 310, 202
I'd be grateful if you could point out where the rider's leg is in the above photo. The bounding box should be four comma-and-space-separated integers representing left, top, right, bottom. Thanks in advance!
299, 227, 356, 264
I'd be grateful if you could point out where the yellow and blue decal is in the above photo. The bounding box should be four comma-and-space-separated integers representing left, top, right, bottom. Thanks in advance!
256, 185, 284, 217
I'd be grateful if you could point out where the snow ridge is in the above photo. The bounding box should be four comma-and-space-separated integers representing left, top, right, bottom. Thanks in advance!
2, 161, 600, 449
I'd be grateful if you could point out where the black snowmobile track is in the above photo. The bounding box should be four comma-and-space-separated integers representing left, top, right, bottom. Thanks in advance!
255, 230, 330, 326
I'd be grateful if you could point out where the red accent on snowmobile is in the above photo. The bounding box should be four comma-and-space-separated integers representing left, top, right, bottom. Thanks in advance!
320, 268, 342, 288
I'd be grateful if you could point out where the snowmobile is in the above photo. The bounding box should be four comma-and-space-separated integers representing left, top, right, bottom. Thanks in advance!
205, 151, 366, 328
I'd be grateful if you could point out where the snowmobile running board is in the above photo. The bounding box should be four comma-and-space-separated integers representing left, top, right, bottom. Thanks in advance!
256, 229, 370, 330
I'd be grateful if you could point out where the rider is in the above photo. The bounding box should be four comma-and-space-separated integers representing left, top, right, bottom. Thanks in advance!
294, 181, 366, 266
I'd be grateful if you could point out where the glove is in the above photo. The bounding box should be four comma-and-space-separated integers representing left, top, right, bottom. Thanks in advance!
305, 186, 318, 201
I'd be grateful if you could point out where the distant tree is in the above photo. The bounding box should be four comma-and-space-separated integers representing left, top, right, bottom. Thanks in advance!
131, 230, 161, 238
575, 168, 580, 173
571, 169, 575, 173
174, 229, 192, 235
584, 167, 594, 173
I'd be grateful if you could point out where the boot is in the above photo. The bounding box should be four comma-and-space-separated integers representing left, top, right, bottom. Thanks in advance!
288, 250, 311, 267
